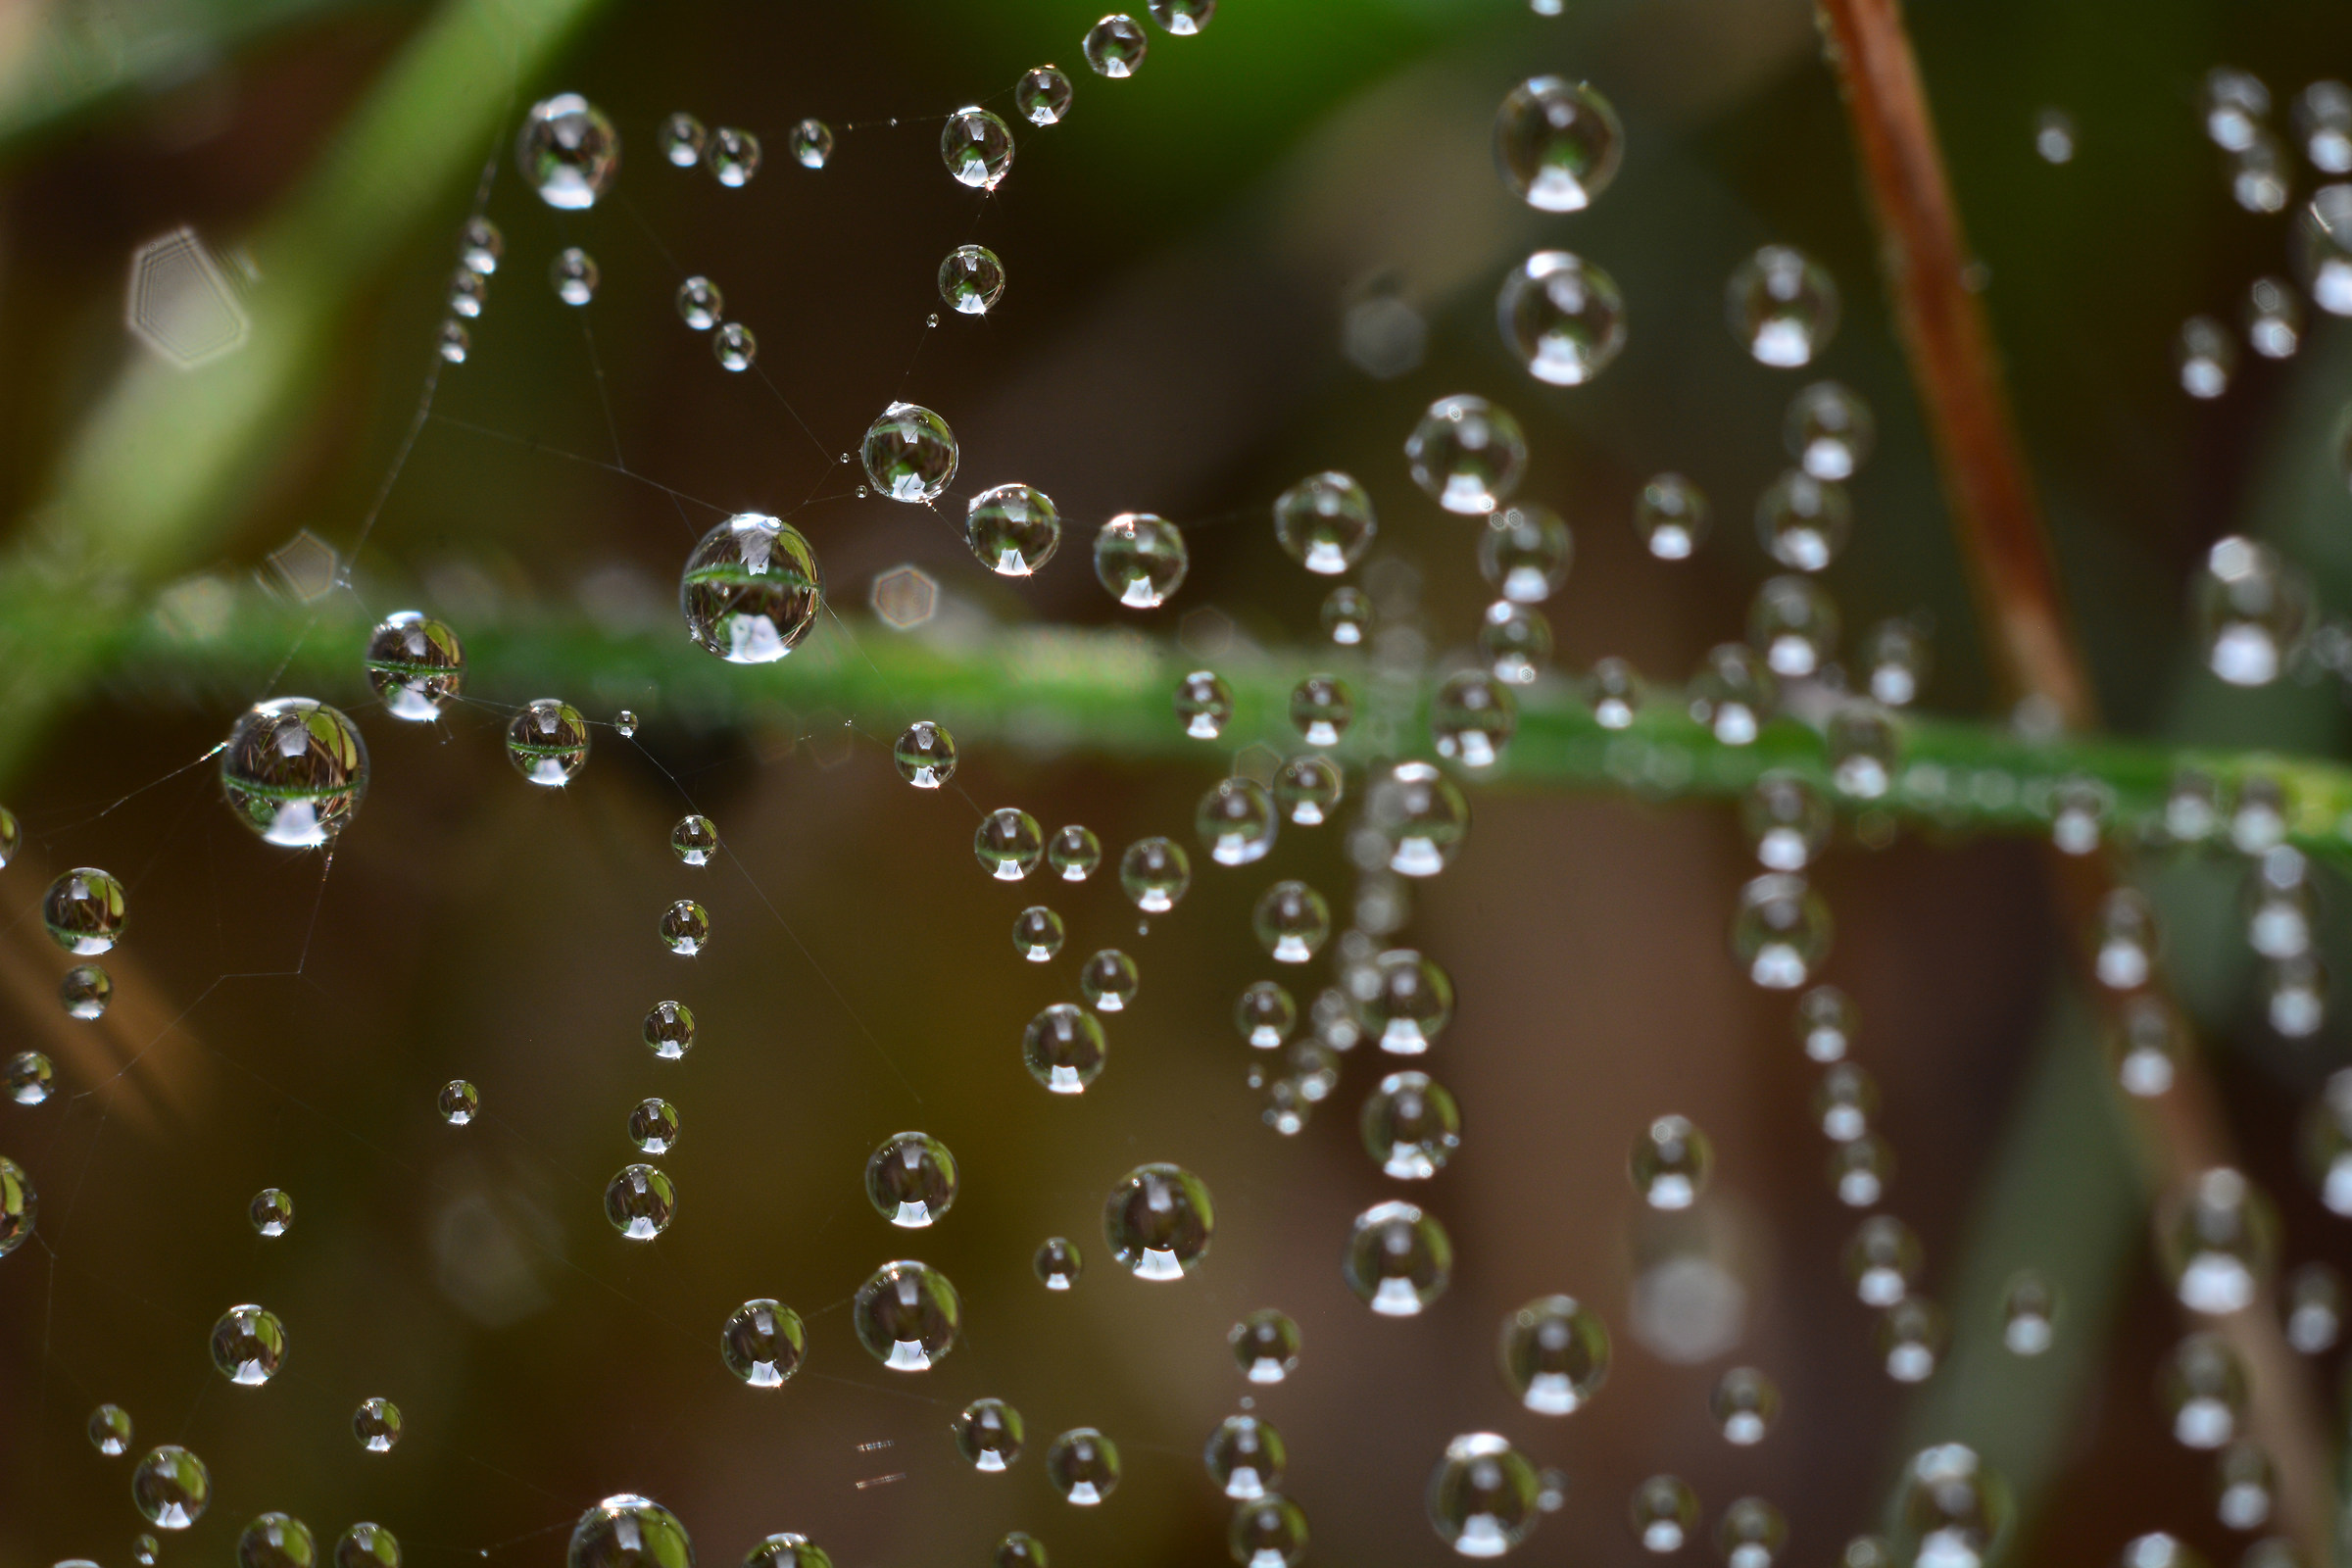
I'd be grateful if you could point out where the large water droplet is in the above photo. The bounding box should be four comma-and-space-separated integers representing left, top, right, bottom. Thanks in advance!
865, 1131, 958, 1227
1047, 1427, 1122, 1503
1103, 1163, 1214, 1279
1728, 246, 1839, 367
516, 95, 618, 210
1406, 395, 1527, 515
861, 403, 957, 503
603, 1164, 676, 1239
1498, 1295, 1610, 1415
506, 700, 590, 786
853, 1259, 960, 1370
567, 1496, 691, 1568
1274, 471, 1376, 573
1499, 250, 1626, 385
1230, 1307, 1301, 1383
1018, 66, 1075, 125
1083, 16, 1148, 77
1427, 1432, 1539, 1557
1023, 1003, 1106, 1093
943, 107, 1015, 190
210, 1303, 286, 1385
364, 612, 465, 720
1494, 76, 1623, 213
1346, 1200, 1452, 1315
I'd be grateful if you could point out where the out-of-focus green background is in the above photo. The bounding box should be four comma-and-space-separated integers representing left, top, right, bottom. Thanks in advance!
5, 1, 2352, 1565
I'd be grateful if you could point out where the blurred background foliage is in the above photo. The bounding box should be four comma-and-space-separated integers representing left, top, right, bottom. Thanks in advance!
5, 1, 2352, 1566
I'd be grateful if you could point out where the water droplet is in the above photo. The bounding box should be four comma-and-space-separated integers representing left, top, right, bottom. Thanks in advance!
1427, 1432, 1539, 1556
88, 1403, 132, 1455
2162, 1331, 2247, 1448
976, 808, 1046, 880
2215, 1439, 2276, 1532
2179, 315, 2236, 396
516, 94, 618, 210
1320, 584, 1372, 646
238, 1513, 316, 1568
1120, 836, 1191, 911
210, 1303, 286, 1385
662, 814, 717, 867
2298, 184, 2352, 314
1497, 1295, 1610, 1415
1786, 381, 1874, 480
1013, 906, 1066, 963
658, 899, 710, 956
604, 1164, 676, 1240
1630, 1475, 1697, 1553
1830, 1135, 1894, 1206
6, 1050, 51, 1104
1083, 15, 1148, 77
1477, 505, 1571, 605
2245, 276, 2303, 359
1630, 1116, 1712, 1210
850, 1259, 960, 1371
1861, 617, 1930, 706
2162, 1166, 2278, 1314
1090, 512, 1188, 609
1996, 1270, 2059, 1356
994, 1533, 1047, 1568
1582, 658, 1644, 727
1710, 1366, 1779, 1445
1346, 1200, 1451, 1314
2197, 536, 2309, 686
506, 699, 591, 785
965, 483, 1061, 576
1732, 873, 1830, 989
1035, 1236, 1084, 1289
1828, 703, 1897, 802
1018, 66, 1075, 125
1047, 1427, 1122, 1503
448, 267, 487, 319
789, 118, 834, 170
352, 1396, 402, 1451
1634, 473, 1710, 560
220, 698, 367, 848
2297, 81, 2352, 173
1023, 1003, 1106, 1093
1359, 1069, 1459, 1179
1104, 1163, 1213, 1279
1432, 670, 1518, 769
134, 1533, 163, 1568
1231, 1494, 1308, 1568
435, 318, 468, 364
945, 1396, 1025, 1472
1285, 675, 1351, 750
1716, 1497, 1788, 1568
2034, 107, 2076, 163
656, 112, 705, 168
1205, 1414, 1286, 1499
1245, 880, 1325, 964
42, 866, 126, 956
1272, 756, 1344, 827
624, 1097, 680, 1155
1273, 471, 1377, 574
1148, 0, 1215, 32
713, 1298, 805, 1388
636, 1001, 694, 1061
0, 806, 17, 866
248, 1187, 293, 1237
866, 1131, 958, 1228
2287, 1262, 2343, 1352
745, 1538, 827, 1568
362, 610, 465, 721
1756, 470, 1851, 573
861, 403, 958, 503
1743, 576, 1839, 680
569, 1497, 691, 1568
1843, 1214, 1923, 1306
707, 125, 760, 186
1406, 395, 1527, 515
934, 246, 1008, 320
132, 1445, 210, 1530
943, 107, 1015, 190
1359, 948, 1454, 1054
1230, 1308, 1301, 1382
1234, 982, 1296, 1049
1049, 824, 1102, 880
1494, 76, 1623, 213
1689, 644, 1777, 745
1795, 984, 1855, 1061
2202, 67, 2271, 153
1499, 250, 1626, 386
1728, 246, 1839, 367
1175, 670, 1236, 738
1366, 761, 1470, 877
1742, 772, 1828, 872
549, 246, 599, 306
712, 321, 757, 371
436, 1079, 478, 1125
1816, 1062, 1878, 1142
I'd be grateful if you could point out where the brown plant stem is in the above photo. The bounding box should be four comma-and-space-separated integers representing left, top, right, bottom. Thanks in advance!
1816, 0, 2337, 1557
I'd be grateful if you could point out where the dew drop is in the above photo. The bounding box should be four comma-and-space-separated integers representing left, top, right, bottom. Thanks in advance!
1049, 824, 1102, 880
658, 900, 710, 956
1236, 981, 1297, 1049
1120, 836, 1191, 911
860, 403, 958, 503
939, 244, 1006, 316
436, 1079, 478, 1125
995, 1533, 1047, 1568
656, 112, 705, 168
789, 118, 834, 170
1786, 381, 1874, 480
569, 1497, 691, 1568
1630, 1115, 1712, 1210
1494, 75, 1623, 213
1406, 395, 1527, 515
1630, 1475, 1697, 1554
1499, 250, 1627, 385
976, 808, 1046, 880
1035, 1236, 1084, 1290
6, 1050, 51, 1104
966, 483, 1061, 575
1635, 472, 1711, 560
719, 1298, 806, 1387
1082, 15, 1148, 77
706, 126, 760, 186
1862, 617, 1931, 706
1582, 658, 1644, 727
352, 1396, 403, 1451
1175, 669, 1236, 738
2197, 536, 2309, 686
1018, 66, 1075, 126
669, 814, 718, 866
364, 611, 465, 720
1689, 644, 1777, 745
1361, 1070, 1459, 1179
955, 1396, 1025, 1470
1345, 1200, 1452, 1315
516, 94, 618, 211
132, 1445, 210, 1530
2034, 107, 2076, 164
1843, 1214, 1923, 1306
220, 698, 368, 848
1230, 1308, 1301, 1382
866, 1131, 958, 1227
1728, 246, 1839, 368
550, 247, 599, 306
1427, 1432, 1539, 1556
248, 1187, 293, 1237
1743, 772, 1829, 872
603, 1164, 677, 1240
1230, 1495, 1309, 1568
1273, 756, 1344, 826
1013, 906, 1066, 963
1047, 1427, 1122, 1503
2162, 1167, 2278, 1314
1366, 761, 1470, 877
1498, 1295, 1609, 1415
1830, 1135, 1894, 1207
1023, 1003, 1106, 1093
1432, 670, 1517, 768
626, 1098, 680, 1155
2179, 315, 2236, 397
2246, 276, 2303, 359
1710, 1366, 1779, 1445
1104, 1163, 1213, 1279
88, 1403, 132, 1455
1273, 471, 1377, 573
2000, 1270, 2059, 1356
210, 1303, 286, 1385
1322, 584, 1372, 644
1718, 1496, 1788, 1568
44, 867, 127, 956
943, 107, 1015, 190
1756, 470, 1851, 572
506, 699, 591, 785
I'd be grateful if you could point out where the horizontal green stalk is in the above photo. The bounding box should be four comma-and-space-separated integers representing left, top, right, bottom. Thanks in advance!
101, 589, 2352, 855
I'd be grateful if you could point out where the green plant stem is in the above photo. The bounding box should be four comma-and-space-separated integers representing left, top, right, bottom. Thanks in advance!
0, 0, 610, 792
83, 594, 2352, 853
